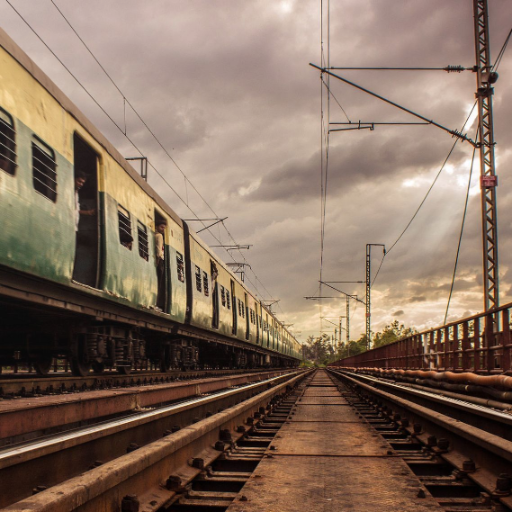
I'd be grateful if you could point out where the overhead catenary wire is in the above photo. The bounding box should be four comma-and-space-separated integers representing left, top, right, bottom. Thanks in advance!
7, 0, 280, 309
493, 28, 512, 72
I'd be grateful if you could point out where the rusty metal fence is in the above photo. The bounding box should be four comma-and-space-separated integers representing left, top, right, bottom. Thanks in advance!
329, 302, 512, 373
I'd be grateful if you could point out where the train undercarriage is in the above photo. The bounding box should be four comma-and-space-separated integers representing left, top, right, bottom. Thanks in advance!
0, 295, 296, 377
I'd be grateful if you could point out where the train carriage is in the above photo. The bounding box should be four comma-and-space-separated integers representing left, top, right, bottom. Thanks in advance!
0, 27, 301, 374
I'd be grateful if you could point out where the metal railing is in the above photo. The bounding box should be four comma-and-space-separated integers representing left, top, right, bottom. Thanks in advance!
330, 301, 512, 373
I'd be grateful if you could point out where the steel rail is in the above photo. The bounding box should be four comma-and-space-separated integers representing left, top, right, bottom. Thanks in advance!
3, 371, 309, 512
337, 370, 512, 429
0, 373, 296, 468
0, 370, 293, 442
331, 369, 512, 508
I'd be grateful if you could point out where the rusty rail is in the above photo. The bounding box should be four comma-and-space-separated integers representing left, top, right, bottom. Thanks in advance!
330, 301, 512, 373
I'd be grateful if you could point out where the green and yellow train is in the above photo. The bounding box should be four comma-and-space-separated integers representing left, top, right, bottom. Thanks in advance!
0, 28, 301, 375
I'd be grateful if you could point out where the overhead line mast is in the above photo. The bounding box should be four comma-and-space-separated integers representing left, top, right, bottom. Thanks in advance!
473, 0, 499, 314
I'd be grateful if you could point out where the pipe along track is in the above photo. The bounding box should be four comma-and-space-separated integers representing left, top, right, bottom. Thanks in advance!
1, 370, 310, 511
329, 368, 512, 511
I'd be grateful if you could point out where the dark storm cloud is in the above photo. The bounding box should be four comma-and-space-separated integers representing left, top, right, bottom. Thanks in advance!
242, 131, 469, 203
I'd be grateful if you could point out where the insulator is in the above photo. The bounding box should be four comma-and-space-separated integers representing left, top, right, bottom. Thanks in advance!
444, 65, 465, 73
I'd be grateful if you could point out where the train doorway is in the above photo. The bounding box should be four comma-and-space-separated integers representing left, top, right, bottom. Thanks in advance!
72, 134, 100, 288
211, 261, 219, 329
155, 210, 169, 311
231, 280, 237, 335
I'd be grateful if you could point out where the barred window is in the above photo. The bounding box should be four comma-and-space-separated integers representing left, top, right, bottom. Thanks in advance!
221, 286, 226, 307
203, 271, 209, 296
250, 309, 255, 324
137, 221, 149, 260
176, 252, 185, 282
195, 265, 202, 292
238, 299, 242, 317
0, 108, 16, 175
118, 205, 132, 246
226, 290, 231, 310
32, 138, 57, 201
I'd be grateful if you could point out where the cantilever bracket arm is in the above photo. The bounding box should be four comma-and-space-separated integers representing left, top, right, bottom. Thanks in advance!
310, 63, 478, 147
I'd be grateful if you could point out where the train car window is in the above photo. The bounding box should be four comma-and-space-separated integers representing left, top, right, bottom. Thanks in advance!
226, 290, 231, 309
117, 205, 132, 247
176, 252, 185, 282
32, 137, 57, 202
137, 221, 149, 260
0, 108, 16, 175
195, 266, 202, 292
203, 271, 209, 296
241, 302, 245, 318
220, 286, 226, 307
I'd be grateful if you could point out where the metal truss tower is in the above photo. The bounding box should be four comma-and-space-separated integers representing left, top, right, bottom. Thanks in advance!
474, 0, 499, 313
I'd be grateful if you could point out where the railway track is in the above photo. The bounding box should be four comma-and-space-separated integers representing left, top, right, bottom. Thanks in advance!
0, 367, 285, 397
1, 369, 309, 510
329, 368, 512, 511
5, 367, 510, 511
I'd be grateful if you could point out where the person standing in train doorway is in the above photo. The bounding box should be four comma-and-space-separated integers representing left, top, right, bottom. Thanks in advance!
155, 218, 167, 311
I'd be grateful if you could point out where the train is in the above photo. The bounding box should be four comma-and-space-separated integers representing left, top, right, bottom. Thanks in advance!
0, 27, 302, 376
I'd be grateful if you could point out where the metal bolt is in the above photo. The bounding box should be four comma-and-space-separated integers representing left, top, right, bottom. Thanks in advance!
171, 425, 181, 433
121, 494, 140, 512
163, 430, 172, 436
236, 425, 246, 433
192, 458, 205, 469
401, 418, 410, 428
437, 438, 450, 451
32, 485, 47, 495
413, 423, 422, 434
496, 473, 512, 494
165, 475, 182, 491
215, 441, 225, 451
417, 489, 426, 499
462, 459, 476, 473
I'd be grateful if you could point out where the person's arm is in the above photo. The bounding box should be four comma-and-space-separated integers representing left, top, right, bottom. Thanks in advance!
155, 232, 164, 260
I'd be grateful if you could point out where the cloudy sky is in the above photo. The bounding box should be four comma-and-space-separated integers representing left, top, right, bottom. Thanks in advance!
2, 0, 512, 344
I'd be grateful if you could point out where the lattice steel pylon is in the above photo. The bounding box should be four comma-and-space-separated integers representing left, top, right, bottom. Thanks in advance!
366, 244, 385, 349
474, 0, 499, 313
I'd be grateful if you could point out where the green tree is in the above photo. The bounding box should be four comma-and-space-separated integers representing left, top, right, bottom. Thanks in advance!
303, 333, 337, 366
372, 320, 417, 348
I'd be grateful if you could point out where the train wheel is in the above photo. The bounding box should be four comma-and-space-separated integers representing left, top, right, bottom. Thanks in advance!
91, 361, 105, 374
70, 357, 91, 377
33, 356, 53, 376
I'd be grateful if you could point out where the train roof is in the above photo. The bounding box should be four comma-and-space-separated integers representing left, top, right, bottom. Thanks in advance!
0, 27, 183, 227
